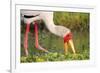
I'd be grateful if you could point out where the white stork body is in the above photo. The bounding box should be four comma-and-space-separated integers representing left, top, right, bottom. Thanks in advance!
21, 10, 70, 37
21, 10, 76, 56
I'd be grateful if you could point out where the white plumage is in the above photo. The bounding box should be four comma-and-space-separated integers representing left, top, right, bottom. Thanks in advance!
21, 10, 70, 37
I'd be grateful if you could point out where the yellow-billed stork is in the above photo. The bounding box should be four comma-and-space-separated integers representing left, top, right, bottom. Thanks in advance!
21, 10, 76, 56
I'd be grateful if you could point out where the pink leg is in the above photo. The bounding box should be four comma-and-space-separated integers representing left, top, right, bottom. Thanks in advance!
34, 21, 48, 52
34, 21, 39, 48
24, 23, 30, 56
